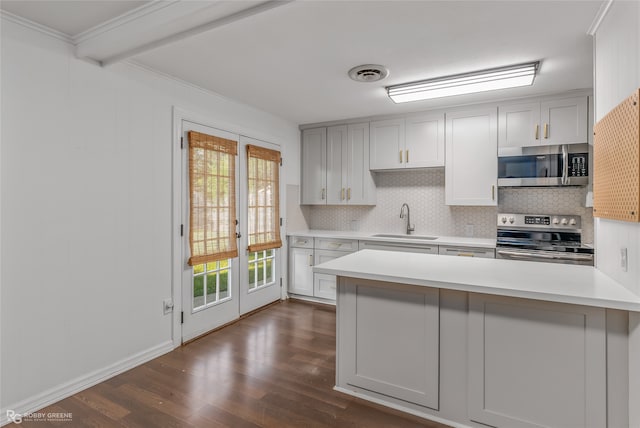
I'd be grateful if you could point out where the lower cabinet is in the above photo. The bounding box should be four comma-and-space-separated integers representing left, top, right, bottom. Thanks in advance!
336, 278, 610, 428
314, 249, 351, 300
288, 246, 314, 297
339, 279, 440, 410
358, 240, 438, 254
438, 245, 495, 258
467, 294, 606, 428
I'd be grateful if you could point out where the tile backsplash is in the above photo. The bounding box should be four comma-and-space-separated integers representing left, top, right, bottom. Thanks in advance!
301, 169, 594, 244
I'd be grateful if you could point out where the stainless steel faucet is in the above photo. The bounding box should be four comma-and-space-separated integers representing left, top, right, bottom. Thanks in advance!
400, 203, 415, 235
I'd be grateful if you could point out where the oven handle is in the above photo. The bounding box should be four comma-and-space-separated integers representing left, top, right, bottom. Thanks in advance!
497, 249, 593, 262
562, 144, 569, 185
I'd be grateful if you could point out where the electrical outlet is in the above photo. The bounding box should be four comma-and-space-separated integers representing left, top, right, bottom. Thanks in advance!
620, 248, 628, 272
163, 299, 174, 315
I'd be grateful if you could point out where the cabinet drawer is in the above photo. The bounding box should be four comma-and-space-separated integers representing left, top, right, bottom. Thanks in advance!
438, 246, 495, 259
289, 236, 314, 249
315, 238, 358, 252
359, 240, 438, 254
314, 273, 338, 300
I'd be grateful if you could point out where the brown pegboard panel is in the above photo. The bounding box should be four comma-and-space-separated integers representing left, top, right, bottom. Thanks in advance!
593, 88, 640, 222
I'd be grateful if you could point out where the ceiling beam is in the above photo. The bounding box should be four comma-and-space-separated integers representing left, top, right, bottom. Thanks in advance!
74, 0, 293, 67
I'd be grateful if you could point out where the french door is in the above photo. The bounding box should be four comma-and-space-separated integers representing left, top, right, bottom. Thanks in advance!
180, 121, 281, 343
238, 136, 282, 314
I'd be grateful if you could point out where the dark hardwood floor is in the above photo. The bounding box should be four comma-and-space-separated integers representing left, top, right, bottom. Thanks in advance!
17, 300, 449, 427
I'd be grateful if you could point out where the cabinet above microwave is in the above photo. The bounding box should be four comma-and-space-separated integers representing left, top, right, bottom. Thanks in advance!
498, 96, 589, 148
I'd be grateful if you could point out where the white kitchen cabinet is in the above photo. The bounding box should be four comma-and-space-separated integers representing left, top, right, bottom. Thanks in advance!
438, 246, 495, 258
339, 278, 440, 410
405, 113, 445, 168
541, 96, 588, 146
370, 113, 444, 170
346, 123, 376, 204
288, 237, 314, 297
303, 124, 375, 205
498, 96, 588, 148
445, 107, 498, 206
468, 293, 606, 428
358, 240, 438, 254
301, 128, 327, 205
326, 123, 375, 205
326, 125, 348, 204
314, 249, 351, 300
369, 118, 405, 170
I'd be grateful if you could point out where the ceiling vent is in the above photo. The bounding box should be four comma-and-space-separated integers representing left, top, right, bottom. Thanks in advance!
348, 64, 389, 83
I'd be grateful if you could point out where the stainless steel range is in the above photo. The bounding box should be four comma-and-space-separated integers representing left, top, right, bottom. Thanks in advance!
496, 213, 594, 266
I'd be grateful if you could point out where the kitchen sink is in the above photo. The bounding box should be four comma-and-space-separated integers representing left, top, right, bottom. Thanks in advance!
371, 234, 438, 240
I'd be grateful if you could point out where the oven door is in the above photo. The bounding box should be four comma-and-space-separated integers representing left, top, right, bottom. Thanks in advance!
496, 247, 594, 266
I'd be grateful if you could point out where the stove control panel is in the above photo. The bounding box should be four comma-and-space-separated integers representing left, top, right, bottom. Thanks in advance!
497, 213, 581, 229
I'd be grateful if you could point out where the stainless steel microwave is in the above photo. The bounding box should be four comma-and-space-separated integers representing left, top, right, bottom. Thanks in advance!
498, 143, 589, 187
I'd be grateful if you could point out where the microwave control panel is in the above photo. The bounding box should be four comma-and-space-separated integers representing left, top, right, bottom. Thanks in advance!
569, 153, 588, 177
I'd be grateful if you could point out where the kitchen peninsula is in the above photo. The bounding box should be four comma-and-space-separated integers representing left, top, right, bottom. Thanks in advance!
314, 250, 640, 428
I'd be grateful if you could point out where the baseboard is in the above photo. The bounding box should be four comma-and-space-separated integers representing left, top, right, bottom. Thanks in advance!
0, 340, 174, 426
333, 386, 472, 428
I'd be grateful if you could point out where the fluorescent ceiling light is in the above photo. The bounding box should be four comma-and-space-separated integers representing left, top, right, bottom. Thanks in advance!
387, 62, 540, 103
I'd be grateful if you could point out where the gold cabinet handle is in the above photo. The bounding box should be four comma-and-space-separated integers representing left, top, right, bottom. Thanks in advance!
491, 185, 495, 200
341, 188, 345, 200
535, 124, 539, 140
544, 123, 549, 139
399, 150, 403, 163
308, 254, 313, 266
347, 188, 351, 200
321, 188, 325, 200
405, 150, 409, 163
457, 253, 475, 257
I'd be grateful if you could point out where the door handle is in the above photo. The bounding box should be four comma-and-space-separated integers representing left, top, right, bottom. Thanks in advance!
321, 188, 325, 200
308, 254, 313, 266
347, 188, 351, 200
491, 185, 495, 200
341, 188, 345, 200
535, 124, 539, 140
399, 150, 403, 163
405, 150, 409, 163
544, 123, 549, 139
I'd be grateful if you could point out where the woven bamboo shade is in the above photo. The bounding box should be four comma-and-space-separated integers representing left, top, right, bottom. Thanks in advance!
187, 131, 238, 266
593, 88, 640, 222
246, 144, 282, 252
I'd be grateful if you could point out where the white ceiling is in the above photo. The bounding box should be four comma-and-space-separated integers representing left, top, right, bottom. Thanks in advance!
2, 1, 602, 125
1, 0, 149, 36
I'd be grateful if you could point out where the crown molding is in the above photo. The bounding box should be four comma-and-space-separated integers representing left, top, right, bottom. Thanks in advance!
73, 1, 179, 44
587, 0, 613, 36
0, 10, 73, 44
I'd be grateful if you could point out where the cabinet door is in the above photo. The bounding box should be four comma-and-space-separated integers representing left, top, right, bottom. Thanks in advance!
339, 279, 440, 410
370, 119, 405, 170
313, 249, 351, 300
540, 96, 588, 145
346, 122, 376, 205
301, 128, 327, 205
326, 125, 348, 205
288, 247, 314, 296
468, 294, 606, 428
445, 108, 498, 206
405, 113, 445, 167
498, 102, 541, 148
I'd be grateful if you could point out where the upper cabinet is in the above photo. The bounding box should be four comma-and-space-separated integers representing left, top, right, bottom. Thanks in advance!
302, 123, 375, 205
370, 113, 445, 170
301, 127, 327, 205
445, 107, 498, 206
498, 96, 588, 148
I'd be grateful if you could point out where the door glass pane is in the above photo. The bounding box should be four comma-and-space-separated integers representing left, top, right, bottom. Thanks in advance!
192, 260, 232, 311
247, 250, 275, 291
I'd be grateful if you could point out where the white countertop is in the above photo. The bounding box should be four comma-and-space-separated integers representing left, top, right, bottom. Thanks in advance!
313, 249, 640, 312
288, 229, 496, 249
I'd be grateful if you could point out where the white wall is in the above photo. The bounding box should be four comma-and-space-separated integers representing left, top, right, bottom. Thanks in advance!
593, 0, 640, 295
593, 2, 640, 427
0, 18, 299, 418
